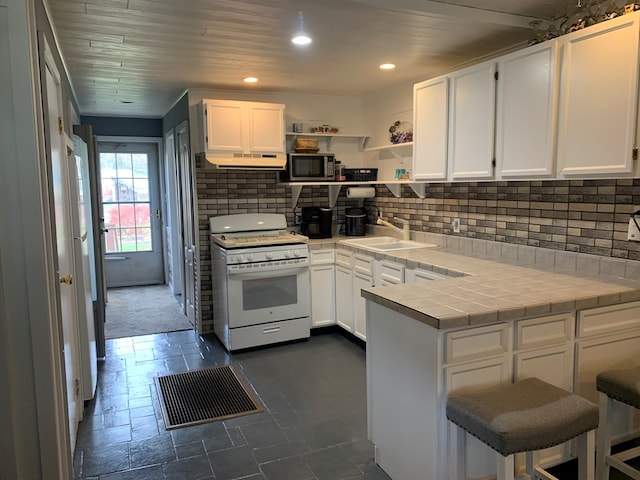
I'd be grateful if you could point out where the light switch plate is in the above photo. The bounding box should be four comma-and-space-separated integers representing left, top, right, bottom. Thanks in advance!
628, 205, 640, 242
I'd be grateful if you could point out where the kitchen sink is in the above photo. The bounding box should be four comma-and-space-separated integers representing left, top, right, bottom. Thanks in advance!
340, 236, 437, 252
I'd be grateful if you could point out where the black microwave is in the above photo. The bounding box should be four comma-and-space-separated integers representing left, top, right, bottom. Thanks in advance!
281, 153, 336, 181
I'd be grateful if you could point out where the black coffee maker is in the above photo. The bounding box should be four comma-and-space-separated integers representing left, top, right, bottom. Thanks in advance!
300, 207, 333, 238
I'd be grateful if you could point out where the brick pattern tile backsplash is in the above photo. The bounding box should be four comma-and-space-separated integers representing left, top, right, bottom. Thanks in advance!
195, 168, 639, 332
197, 168, 640, 261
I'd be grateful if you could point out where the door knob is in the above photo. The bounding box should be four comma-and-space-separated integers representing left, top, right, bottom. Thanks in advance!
59, 274, 73, 285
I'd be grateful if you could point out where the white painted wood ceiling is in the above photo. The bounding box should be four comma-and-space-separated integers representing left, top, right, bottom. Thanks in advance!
46, 0, 568, 117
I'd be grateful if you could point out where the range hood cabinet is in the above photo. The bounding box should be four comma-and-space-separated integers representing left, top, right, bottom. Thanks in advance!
201, 152, 286, 170
200, 99, 286, 170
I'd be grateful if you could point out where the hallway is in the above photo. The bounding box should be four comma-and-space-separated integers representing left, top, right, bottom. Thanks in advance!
105, 286, 192, 339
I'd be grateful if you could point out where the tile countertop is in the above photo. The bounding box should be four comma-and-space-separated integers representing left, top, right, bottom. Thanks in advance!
307, 237, 640, 330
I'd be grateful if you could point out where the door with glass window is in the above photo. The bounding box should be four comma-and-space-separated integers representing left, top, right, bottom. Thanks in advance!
98, 142, 164, 287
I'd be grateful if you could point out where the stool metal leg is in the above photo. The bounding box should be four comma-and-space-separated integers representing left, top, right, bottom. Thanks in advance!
597, 393, 612, 480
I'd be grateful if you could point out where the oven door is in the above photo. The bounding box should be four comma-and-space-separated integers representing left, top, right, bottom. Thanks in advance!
226, 264, 310, 327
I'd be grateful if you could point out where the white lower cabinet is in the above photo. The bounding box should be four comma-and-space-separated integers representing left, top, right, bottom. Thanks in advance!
352, 253, 374, 341
574, 302, 640, 444
309, 249, 335, 328
443, 313, 577, 477
335, 249, 353, 333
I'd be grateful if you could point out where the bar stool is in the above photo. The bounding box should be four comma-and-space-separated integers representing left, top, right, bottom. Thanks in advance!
446, 377, 599, 480
596, 366, 640, 480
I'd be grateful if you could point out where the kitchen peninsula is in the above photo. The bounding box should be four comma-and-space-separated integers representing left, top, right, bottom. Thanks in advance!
359, 244, 640, 480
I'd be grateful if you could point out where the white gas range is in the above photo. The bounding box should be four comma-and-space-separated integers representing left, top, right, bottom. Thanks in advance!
209, 214, 311, 351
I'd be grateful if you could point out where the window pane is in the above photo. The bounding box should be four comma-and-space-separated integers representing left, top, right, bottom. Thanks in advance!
99, 148, 154, 254
135, 204, 150, 228
133, 178, 149, 202
132, 154, 148, 178
116, 153, 132, 176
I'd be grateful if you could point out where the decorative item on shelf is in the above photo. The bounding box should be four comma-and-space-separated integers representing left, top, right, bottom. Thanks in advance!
294, 137, 319, 153
311, 125, 340, 133
292, 123, 303, 133
389, 120, 413, 144
528, 0, 636, 45
394, 168, 410, 180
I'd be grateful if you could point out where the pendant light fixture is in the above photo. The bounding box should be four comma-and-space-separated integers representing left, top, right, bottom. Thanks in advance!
291, 11, 312, 46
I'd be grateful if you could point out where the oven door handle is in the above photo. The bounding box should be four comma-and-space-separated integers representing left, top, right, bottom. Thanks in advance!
228, 266, 308, 281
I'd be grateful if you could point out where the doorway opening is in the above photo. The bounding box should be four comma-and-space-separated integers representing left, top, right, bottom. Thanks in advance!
96, 140, 192, 339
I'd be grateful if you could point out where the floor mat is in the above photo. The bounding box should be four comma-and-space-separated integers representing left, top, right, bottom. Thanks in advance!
155, 365, 264, 429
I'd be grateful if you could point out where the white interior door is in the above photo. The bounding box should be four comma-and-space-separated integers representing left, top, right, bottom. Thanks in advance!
177, 122, 196, 326
44, 56, 81, 452
71, 136, 97, 400
98, 141, 164, 287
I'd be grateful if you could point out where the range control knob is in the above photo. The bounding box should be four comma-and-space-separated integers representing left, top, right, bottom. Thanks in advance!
266, 252, 274, 260
292, 250, 301, 257
284, 250, 292, 258
246, 254, 254, 262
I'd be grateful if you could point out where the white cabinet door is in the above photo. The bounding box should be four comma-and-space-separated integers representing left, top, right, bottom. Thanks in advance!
496, 41, 559, 178
413, 75, 449, 180
353, 270, 372, 341
248, 103, 287, 153
448, 61, 497, 180
335, 264, 353, 333
557, 13, 640, 177
204, 100, 244, 152
203, 99, 285, 154
310, 264, 336, 327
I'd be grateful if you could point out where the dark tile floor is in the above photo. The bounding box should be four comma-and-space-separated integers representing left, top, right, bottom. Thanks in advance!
73, 330, 393, 480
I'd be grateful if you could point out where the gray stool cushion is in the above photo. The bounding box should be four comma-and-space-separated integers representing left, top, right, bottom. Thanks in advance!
446, 377, 599, 456
596, 366, 640, 409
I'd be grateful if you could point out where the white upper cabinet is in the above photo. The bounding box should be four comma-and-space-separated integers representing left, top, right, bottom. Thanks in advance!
202, 99, 285, 155
447, 61, 497, 180
413, 75, 449, 180
557, 13, 640, 177
496, 41, 559, 179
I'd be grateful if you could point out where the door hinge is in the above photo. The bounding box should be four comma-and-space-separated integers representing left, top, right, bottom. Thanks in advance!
492, 158, 496, 168
58, 116, 63, 134
633, 148, 638, 160
75, 378, 81, 397
494, 71, 499, 81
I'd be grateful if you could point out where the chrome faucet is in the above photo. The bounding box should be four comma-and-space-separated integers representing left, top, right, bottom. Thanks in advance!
376, 216, 411, 240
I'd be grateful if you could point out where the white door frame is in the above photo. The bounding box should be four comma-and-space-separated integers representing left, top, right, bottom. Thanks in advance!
164, 129, 183, 296
1, 0, 73, 476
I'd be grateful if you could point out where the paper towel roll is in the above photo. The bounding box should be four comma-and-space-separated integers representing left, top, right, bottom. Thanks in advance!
346, 187, 376, 199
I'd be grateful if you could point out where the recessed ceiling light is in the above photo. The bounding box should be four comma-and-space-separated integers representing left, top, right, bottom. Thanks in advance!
243, 76, 258, 84
379, 63, 396, 70
291, 11, 312, 46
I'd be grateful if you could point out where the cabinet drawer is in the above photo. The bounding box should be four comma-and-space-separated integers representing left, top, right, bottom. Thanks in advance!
515, 313, 573, 350
577, 302, 640, 338
353, 253, 374, 275
335, 250, 351, 268
377, 260, 404, 285
445, 324, 510, 365
310, 249, 334, 265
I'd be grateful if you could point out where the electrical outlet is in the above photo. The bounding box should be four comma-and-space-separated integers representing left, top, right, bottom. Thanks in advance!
628, 205, 640, 242
452, 218, 460, 233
